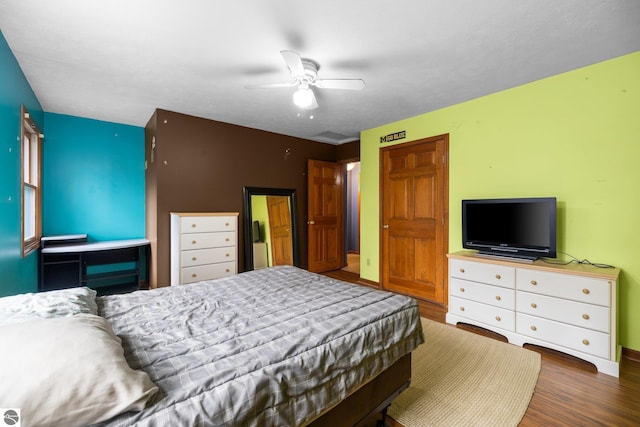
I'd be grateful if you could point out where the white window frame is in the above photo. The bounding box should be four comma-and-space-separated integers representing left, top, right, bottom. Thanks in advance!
21, 105, 42, 256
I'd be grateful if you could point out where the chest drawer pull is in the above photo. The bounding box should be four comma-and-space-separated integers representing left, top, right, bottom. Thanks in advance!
459, 268, 465, 273
226, 253, 230, 257
582, 289, 590, 295
226, 238, 230, 242
192, 273, 197, 278
225, 268, 230, 273
495, 274, 501, 280
191, 223, 196, 228
495, 295, 501, 301
531, 303, 537, 308
459, 306, 465, 312
582, 314, 590, 320
530, 280, 538, 286
582, 339, 590, 346
192, 257, 197, 261
460, 287, 465, 292
225, 222, 230, 226
495, 316, 501, 321
192, 240, 197, 244
531, 325, 537, 331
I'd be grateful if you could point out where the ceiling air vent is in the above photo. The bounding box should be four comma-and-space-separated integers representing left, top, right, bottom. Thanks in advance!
312, 131, 359, 145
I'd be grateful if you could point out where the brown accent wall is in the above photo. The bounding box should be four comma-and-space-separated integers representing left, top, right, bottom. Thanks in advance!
145, 109, 337, 287
336, 140, 360, 162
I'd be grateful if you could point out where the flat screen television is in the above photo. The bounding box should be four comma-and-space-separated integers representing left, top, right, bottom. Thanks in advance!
462, 197, 557, 261
252, 220, 261, 243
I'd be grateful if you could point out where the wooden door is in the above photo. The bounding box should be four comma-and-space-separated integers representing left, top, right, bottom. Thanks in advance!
308, 159, 344, 273
266, 195, 293, 266
380, 135, 449, 304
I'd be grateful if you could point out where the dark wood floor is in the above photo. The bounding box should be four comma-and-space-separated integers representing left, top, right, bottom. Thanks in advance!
323, 270, 640, 427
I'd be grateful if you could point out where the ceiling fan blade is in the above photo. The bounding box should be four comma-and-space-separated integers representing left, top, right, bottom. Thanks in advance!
244, 82, 297, 89
314, 79, 365, 90
280, 50, 305, 78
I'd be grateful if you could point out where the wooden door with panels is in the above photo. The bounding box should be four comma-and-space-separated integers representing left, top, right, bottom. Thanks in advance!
380, 135, 449, 304
266, 195, 294, 266
307, 159, 344, 273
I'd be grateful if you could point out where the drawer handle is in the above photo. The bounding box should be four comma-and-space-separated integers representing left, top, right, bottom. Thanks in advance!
459, 306, 465, 312
530, 325, 537, 331
225, 238, 230, 242
495, 274, 501, 280
582, 289, 590, 295
460, 287, 465, 292
582, 339, 590, 346
531, 303, 537, 309
495, 316, 501, 322
191, 223, 196, 228
192, 240, 197, 244
225, 222, 230, 226
192, 273, 197, 278
459, 268, 465, 273
495, 295, 501, 301
582, 314, 590, 320
226, 253, 230, 257
225, 269, 230, 273
531, 280, 538, 286
192, 257, 197, 261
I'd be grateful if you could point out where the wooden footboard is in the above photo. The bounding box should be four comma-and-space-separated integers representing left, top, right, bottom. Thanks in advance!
307, 353, 412, 427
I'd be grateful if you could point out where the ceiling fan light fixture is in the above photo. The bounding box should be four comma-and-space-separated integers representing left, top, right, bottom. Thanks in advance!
292, 87, 314, 108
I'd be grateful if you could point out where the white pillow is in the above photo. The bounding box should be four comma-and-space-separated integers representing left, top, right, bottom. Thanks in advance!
0, 314, 158, 427
0, 286, 98, 325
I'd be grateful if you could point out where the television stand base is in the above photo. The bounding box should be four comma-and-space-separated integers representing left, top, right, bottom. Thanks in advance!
474, 252, 536, 264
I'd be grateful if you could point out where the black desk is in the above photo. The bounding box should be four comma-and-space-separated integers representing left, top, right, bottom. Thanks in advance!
40, 235, 150, 295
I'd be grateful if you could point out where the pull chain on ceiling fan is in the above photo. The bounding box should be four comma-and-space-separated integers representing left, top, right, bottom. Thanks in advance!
245, 50, 365, 110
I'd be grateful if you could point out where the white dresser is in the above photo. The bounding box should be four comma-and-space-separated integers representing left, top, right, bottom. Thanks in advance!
170, 212, 238, 285
446, 251, 620, 377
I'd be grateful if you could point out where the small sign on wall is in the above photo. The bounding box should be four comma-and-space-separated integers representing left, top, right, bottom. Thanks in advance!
380, 130, 406, 143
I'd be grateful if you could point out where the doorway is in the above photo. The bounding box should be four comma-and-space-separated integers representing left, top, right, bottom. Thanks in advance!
342, 161, 360, 275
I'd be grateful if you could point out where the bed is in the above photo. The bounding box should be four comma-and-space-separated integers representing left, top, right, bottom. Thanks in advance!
0, 265, 423, 427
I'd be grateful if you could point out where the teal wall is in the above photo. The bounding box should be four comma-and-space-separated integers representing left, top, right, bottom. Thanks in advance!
0, 31, 44, 297
42, 113, 145, 241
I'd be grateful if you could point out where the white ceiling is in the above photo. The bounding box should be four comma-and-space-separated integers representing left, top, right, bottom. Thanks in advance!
1, 0, 639, 144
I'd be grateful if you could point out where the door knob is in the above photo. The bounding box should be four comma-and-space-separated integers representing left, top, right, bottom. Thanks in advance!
308, 221, 315, 225
383, 224, 389, 229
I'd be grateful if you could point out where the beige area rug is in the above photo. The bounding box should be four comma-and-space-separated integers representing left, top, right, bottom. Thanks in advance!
388, 318, 541, 427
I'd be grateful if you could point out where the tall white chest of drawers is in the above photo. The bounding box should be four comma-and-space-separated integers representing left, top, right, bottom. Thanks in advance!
170, 213, 238, 285
446, 251, 621, 377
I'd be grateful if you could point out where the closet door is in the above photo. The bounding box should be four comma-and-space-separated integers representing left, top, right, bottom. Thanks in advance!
307, 159, 344, 273
380, 135, 448, 304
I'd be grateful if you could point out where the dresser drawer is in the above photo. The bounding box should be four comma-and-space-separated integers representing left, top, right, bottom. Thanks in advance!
180, 231, 235, 250
517, 269, 611, 306
517, 291, 610, 333
449, 296, 515, 332
450, 277, 515, 310
516, 313, 609, 359
181, 262, 236, 284
450, 259, 515, 289
181, 247, 236, 267
180, 216, 237, 233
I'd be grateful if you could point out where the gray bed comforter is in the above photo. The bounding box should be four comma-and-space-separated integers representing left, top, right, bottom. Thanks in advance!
95, 266, 423, 427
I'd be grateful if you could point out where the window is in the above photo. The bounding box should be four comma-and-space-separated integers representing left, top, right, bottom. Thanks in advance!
21, 106, 42, 256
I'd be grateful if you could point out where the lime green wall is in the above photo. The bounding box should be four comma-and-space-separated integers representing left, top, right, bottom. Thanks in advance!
251, 196, 272, 266
360, 51, 640, 351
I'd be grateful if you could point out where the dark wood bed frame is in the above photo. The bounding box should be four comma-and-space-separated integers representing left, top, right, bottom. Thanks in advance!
307, 353, 412, 427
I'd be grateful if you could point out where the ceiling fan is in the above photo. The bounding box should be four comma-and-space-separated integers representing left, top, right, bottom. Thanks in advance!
245, 50, 365, 110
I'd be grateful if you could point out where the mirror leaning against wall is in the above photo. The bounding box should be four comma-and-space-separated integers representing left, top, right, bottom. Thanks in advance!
242, 187, 299, 271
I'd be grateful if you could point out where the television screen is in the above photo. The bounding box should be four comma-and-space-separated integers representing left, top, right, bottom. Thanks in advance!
462, 197, 556, 260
